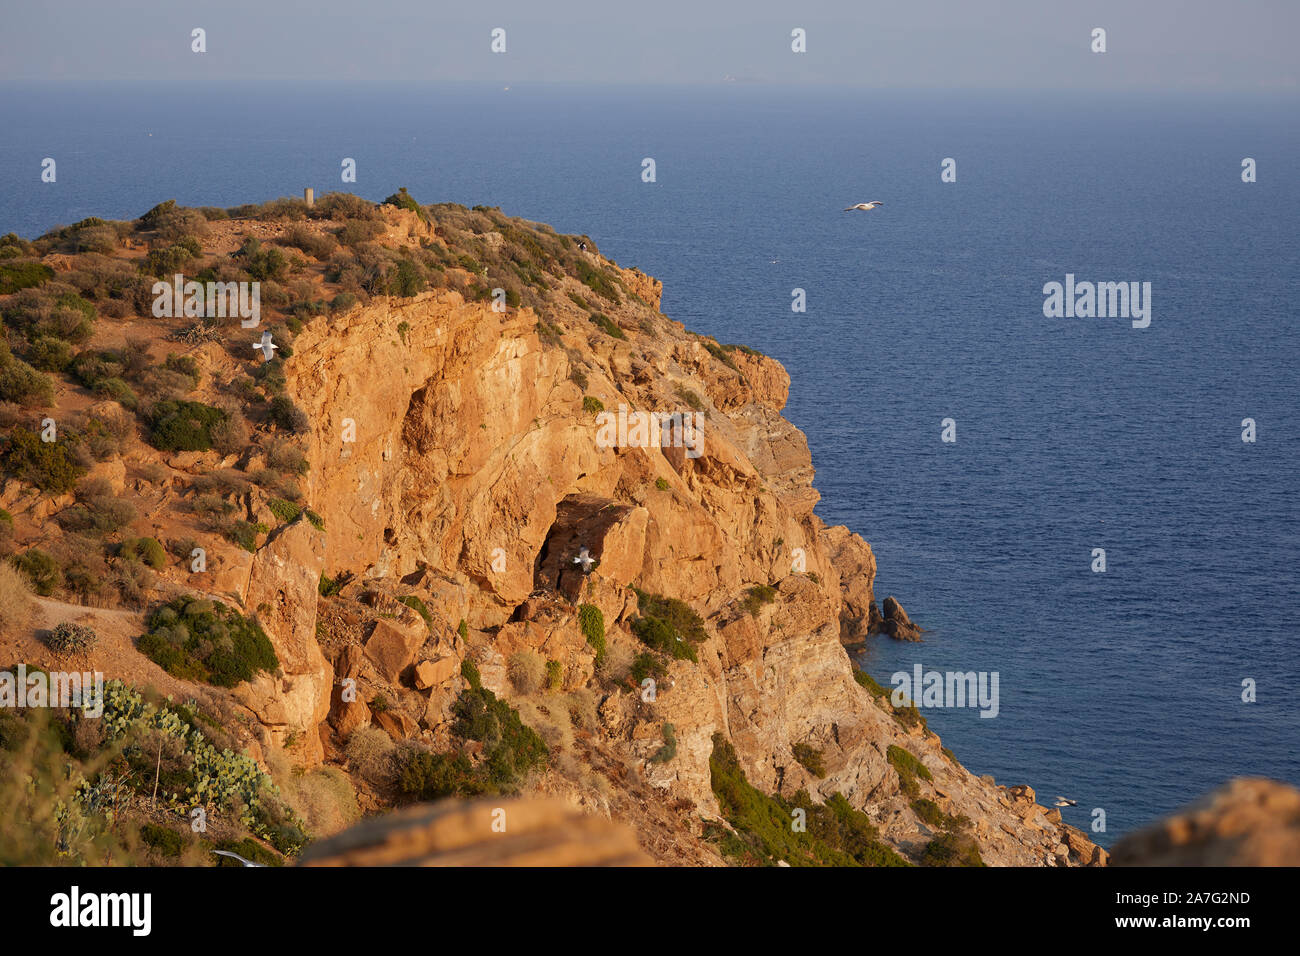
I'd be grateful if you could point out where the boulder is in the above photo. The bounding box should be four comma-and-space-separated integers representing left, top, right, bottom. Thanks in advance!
364, 618, 426, 683
373, 709, 420, 741
233, 520, 332, 766
1111, 778, 1300, 866
414, 656, 458, 690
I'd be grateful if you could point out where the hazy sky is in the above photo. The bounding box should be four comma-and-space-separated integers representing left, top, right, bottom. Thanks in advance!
1, 0, 1296, 91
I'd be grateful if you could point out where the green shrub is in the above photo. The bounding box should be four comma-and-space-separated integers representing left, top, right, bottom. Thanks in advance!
460, 658, 480, 689
267, 395, 309, 434
451, 686, 548, 790
267, 497, 302, 524
318, 573, 343, 597
740, 584, 777, 617
25, 336, 73, 372
120, 536, 167, 569
910, 798, 969, 833
146, 399, 227, 452
93, 376, 138, 410
0, 354, 54, 407
545, 659, 563, 692
136, 595, 278, 687
1, 426, 86, 494
13, 549, 62, 595
0, 261, 55, 294
223, 520, 262, 553
852, 666, 888, 698
457, 619, 469, 640
630, 588, 706, 662
792, 742, 826, 777
578, 603, 605, 664
920, 830, 986, 867
140, 243, 197, 277
709, 734, 909, 867
587, 312, 624, 339
654, 477, 670, 491
280, 225, 338, 260
396, 750, 487, 800
336, 219, 385, 247
382, 187, 423, 216
237, 238, 288, 282
887, 744, 932, 798
650, 723, 677, 763
330, 292, 359, 313
629, 651, 667, 685
675, 386, 704, 411
575, 261, 621, 303
140, 824, 187, 858
582, 395, 604, 415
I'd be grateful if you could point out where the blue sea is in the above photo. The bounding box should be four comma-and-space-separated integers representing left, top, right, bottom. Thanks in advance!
3, 83, 1297, 847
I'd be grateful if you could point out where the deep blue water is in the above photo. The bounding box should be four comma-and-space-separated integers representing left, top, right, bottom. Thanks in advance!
3, 84, 1297, 847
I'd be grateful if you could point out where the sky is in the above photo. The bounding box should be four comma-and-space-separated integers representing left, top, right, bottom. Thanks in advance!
0, 0, 1296, 91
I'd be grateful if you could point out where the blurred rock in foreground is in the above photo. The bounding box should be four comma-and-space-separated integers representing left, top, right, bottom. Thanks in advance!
1111, 778, 1300, 866
298, 797, 653, 866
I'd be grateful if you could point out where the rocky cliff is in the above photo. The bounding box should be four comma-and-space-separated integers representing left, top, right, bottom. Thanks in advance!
0, 197, 1103, 865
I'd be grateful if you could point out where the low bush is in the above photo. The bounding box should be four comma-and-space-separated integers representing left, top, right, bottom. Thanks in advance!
920, 830, 986, 867
1, 426, 86, 495
0, 561, 34, 636
650, 723, 677, 763
587, 312, 624, 339
0, 261, 55, 294
739, 584, 777, 617
887, 744, 933, 798
146, 399, 227, 452
45, 621, 98, 654
630, 588, 706, 662
792, 742, 826, 777
508, 650, 545, 695
120, 536, 166, 569
267, 395, 309, 434
0, 353, 54, 407
13, 548, 63, 595
136, 596, 279, 687
578, 603, 606, 664
709, 734, 908, 867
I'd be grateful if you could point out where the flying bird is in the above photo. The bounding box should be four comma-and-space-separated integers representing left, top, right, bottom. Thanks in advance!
573, 547, 595, 573
844, 201, 884, 211
1054, 796, 1078, 807
252, 331, 278, 362
213, 849, 265, 867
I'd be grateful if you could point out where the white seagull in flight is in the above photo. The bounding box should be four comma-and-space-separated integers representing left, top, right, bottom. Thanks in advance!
252, 331, 279, 362
844, 201, 884, 211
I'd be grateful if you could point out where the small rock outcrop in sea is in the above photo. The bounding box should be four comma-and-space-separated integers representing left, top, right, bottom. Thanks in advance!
1110, 778, 1300, 866
875, 595, 923, 642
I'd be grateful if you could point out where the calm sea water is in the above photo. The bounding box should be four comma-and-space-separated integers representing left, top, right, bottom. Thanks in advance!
3, 84, 1297, 846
